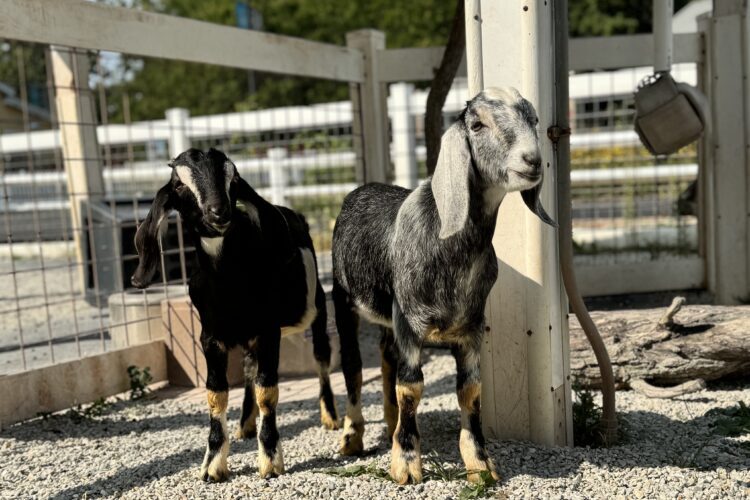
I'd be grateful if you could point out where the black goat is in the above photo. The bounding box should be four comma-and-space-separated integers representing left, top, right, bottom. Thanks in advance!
331, 88, 555, 484
131, 148, 339, 481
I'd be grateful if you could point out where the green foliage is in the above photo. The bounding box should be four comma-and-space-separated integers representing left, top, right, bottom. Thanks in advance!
707, 401, 750, 437
65, 397, 113, 421
458, 471, 497, 500
127, 365, 153, 400
572, 383, 604, 447
568, 0, 691, 38
98, 0, 456, 121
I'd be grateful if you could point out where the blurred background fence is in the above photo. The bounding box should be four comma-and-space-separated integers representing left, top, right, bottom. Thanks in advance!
0, 1, 708, 377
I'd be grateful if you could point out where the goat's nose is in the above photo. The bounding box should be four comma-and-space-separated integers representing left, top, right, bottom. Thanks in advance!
207, 205, 229, 224
522, 152, 542, 170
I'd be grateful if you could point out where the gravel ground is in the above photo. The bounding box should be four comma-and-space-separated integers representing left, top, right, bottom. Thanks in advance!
2, 347, 750, 500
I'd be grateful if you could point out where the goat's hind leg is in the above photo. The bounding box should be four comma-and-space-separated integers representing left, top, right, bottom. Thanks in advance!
379, 326, 398, 440
236, 340, 259, 439
453, 340, 500, 483
312, 281, 340, 429
333, 279, 365, 455
199, 336, 230, 482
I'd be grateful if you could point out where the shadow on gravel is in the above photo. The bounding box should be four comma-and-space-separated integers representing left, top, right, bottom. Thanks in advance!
47, 446, 204, 500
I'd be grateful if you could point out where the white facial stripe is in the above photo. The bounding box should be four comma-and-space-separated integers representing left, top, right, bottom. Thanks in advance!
224, 162, 233, 194
174, 165, 203, 209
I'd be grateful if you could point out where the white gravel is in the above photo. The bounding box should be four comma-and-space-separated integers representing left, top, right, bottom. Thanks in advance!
1, 348, 749, 499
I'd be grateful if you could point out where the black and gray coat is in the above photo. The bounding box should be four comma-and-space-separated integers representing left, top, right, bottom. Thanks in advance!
330, 88, 555, 484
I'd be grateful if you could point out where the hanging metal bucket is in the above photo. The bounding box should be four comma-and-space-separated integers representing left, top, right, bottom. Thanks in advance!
633, 72, 708, 156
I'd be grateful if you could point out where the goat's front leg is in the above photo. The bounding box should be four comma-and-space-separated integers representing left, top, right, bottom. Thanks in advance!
254, 328, 284, 478
453, 340, 500, 483
390, 300, 424, 484
236, 340, 259, 439
199, 336, 230, 482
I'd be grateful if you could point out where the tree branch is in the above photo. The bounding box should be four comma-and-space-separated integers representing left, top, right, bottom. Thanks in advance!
424, 0, 466, 175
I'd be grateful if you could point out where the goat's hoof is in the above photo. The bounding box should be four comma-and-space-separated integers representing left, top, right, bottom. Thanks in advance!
320, 413, 341, 430
319, 398, 340, 430
258, 444, 285, 478
339, 431, 364, 456
235, 425, 256, 440
466, 459, 501, 484
199, 463, 229, 483
390, 452, 423, 485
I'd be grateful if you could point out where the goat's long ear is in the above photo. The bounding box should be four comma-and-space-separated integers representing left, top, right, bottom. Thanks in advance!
521, 175, 557, 227
131, 182, 173, 289
432, 123, 472, 239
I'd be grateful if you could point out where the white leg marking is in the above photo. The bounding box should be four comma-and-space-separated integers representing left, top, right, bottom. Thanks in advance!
201, 237, 224, 258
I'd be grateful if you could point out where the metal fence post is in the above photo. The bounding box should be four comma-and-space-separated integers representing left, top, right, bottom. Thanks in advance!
267, 147, 288, 206
346, 29, 390, 184
166, 107, 191, 159
50, 46, 105, 291
390, 82, 418, 189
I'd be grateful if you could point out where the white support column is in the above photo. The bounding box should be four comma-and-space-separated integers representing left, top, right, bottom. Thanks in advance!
477, 1, 571, 446
50, 46, 104, 290
346, 29, 390, 184
267, 147, 287, 206
701, 1, 750, 304
165, 107, 190, 159
390, 82, 417, 189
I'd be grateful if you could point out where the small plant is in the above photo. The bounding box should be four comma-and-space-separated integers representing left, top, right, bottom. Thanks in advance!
422, 451, 468, 482
64, 397, 112, 422
127, 365, 153, 400
572, 382, 604, 447
706, 401, 750, 437
458, 470, 497, 500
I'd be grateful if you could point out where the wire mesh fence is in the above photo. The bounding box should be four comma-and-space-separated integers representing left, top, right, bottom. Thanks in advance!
0, 37, 704, 376
0, 41, 358, 375
569, 63, 699, 267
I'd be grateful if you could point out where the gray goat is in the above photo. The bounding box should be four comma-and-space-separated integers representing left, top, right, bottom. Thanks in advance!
331, 88, 555, 484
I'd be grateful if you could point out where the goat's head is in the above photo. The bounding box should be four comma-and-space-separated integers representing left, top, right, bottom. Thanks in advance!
131, 148, 238, 288
432, 87, 556, 239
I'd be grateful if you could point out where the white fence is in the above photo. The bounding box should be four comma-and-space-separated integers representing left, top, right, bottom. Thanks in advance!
0, 0, 719, 380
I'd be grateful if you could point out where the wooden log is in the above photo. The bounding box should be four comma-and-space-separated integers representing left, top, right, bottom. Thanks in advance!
570, 299, 750, 389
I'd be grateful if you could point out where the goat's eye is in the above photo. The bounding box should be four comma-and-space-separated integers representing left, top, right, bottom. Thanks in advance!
471, 122, 484, 132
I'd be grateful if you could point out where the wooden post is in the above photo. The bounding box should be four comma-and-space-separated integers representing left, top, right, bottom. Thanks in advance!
165, 107, 190, 159
50, 46, 104, 291
346, 29, 390, 184
390, 82, 417, 189
476, 1, 571, 446
267, 147, 288, 206
701, 1, 750, 304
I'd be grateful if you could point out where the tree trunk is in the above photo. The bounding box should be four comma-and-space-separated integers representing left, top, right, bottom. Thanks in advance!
424, 0, 466, 176
570, 299, 750, 389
